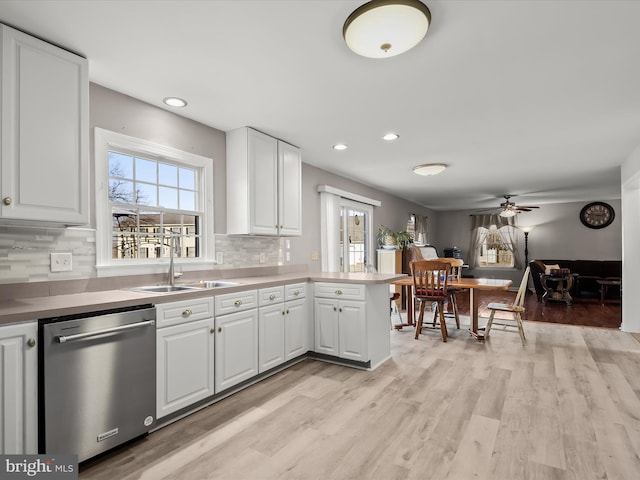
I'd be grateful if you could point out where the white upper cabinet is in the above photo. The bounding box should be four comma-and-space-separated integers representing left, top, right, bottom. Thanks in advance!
0, 24, 89, 225
226, 127, 301, 236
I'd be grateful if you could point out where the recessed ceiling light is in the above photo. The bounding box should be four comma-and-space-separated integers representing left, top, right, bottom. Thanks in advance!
333, 143, 348, 151
413, 163, 447, 176
163, 97, 187, 107
382, 133, 399, 141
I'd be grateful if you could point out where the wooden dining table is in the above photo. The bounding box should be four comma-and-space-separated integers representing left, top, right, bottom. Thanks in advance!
391, 276, 513, 341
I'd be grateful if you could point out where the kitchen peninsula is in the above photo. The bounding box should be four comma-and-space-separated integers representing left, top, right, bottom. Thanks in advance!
0, 265, 404, 458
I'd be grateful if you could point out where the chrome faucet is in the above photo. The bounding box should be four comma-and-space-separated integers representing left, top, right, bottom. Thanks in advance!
168, 234, 176, 286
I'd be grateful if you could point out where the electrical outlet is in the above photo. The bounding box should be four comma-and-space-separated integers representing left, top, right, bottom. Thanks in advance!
50, 252, 72, 272
216, 252, 224, 264
259, 252, 266, 264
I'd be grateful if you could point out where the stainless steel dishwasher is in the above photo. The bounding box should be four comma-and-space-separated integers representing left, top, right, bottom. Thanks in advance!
39, 305, 156, 463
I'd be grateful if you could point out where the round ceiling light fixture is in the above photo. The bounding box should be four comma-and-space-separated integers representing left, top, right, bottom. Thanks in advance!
163, 97, 188, 107
382, 133, 399, 141
413, 163, 446, 176
333, 143, 348, 151
343, 0, 431, 59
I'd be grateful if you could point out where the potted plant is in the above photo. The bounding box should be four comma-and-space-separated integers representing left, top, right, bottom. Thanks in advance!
395, 230, 413, 249
377, 225, 397, 249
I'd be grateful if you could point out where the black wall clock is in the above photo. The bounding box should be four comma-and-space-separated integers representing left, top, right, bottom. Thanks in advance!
580, 202, 615, 229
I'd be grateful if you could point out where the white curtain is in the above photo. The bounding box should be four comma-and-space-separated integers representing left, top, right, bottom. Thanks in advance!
468, 214, 521, 268
414, 215, 428, 244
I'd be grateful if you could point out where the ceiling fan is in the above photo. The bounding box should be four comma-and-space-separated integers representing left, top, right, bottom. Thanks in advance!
496, 195, 539, 217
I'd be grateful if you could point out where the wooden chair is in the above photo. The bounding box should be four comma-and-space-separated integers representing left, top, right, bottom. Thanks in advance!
438, 257, 464, 329
411, 260, 451, 342
485, 266, 530, 345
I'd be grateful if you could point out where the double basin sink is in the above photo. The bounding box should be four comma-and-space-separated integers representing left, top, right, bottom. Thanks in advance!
128, 280, 240, 294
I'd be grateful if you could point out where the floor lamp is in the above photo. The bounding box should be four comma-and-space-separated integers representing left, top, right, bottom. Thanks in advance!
519, 225, 535, 266
519, 225, 535, 293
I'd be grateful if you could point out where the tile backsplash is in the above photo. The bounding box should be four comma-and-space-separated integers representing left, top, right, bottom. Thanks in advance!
0, 225, 284, 284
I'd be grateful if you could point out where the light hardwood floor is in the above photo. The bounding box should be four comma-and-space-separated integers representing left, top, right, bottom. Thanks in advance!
80, 319, 640, 480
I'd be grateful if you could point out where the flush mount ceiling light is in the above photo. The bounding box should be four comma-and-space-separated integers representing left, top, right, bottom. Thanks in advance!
413, 163, 446, 176
333, 143, 348, 151
343, 0, 431, 58
382, 133, 399, 141
163, 97, 187, 107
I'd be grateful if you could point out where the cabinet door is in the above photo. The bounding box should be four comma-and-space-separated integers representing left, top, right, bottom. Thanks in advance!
284, 298, 307, 360
248, 128, 278, 235
338, 300, 367, 362
314, 298, 339, 356
156, 319, 214, 418
258, 304, 285, 373
0, 322, 37, 454
215, 309, 258, 392
278, 140, 302, 236
1, 25, 88, 225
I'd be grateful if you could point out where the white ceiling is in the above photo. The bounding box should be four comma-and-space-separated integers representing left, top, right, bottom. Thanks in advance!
2, 0, 640, 211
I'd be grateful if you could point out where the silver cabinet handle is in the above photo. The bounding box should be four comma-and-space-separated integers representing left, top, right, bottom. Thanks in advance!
55, 320, 155, 343
182, 309, 192, 317
335, 290, 343, 295
293, 290, 300, 296
269, 294, 276, 301
27, 338, 36, 348
3, 197, 11, 206
234, 300, 242, 307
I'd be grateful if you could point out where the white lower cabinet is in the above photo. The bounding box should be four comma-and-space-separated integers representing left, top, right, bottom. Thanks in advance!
0, 321, 37, 454
314, 297, 365, 362
215, 308, 259, 392
258, 303, 285, 373
156, 298, 215, 419
214, 290, 259, 392
314, 282, 390, 368
257, 283, 309, 372
284, 297, 307, 360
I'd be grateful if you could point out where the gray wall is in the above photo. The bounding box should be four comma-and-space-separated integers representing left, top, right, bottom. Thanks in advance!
0, 84, 433, 282
432, 199, 622, 284
294, 163, 436, 272
90, 83, 228, 234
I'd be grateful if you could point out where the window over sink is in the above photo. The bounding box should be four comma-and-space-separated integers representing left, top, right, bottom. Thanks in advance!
95, 128, 214, 275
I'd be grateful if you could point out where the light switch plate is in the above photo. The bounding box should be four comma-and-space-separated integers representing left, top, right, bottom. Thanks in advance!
51, 252, 72, 272
216, 252, 224, 264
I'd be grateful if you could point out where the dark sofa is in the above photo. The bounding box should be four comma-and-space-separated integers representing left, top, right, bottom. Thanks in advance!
529, 259, 621, 301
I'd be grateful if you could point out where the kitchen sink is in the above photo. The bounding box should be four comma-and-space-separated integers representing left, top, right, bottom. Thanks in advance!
127, 285, 204, 294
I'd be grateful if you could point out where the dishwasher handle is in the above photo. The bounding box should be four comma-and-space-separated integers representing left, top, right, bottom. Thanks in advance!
55, 319, 156, 343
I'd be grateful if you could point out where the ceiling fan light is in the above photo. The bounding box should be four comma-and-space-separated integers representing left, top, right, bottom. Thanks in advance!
500, 209, 517, 218
413, 163, 446, 176
343, 0, 431, 59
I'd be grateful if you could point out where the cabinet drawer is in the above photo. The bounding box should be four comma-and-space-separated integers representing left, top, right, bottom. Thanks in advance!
285, 282, 307, 301
258, 286, 285, 306
215, 290, 258, 315
314, 282, 365, 301
156, 297, 214, 328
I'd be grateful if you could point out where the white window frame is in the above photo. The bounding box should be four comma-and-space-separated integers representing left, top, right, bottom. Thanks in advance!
94, 127, 215, 276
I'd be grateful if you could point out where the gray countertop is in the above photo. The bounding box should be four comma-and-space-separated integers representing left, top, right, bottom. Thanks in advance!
0, 271, 406, 327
